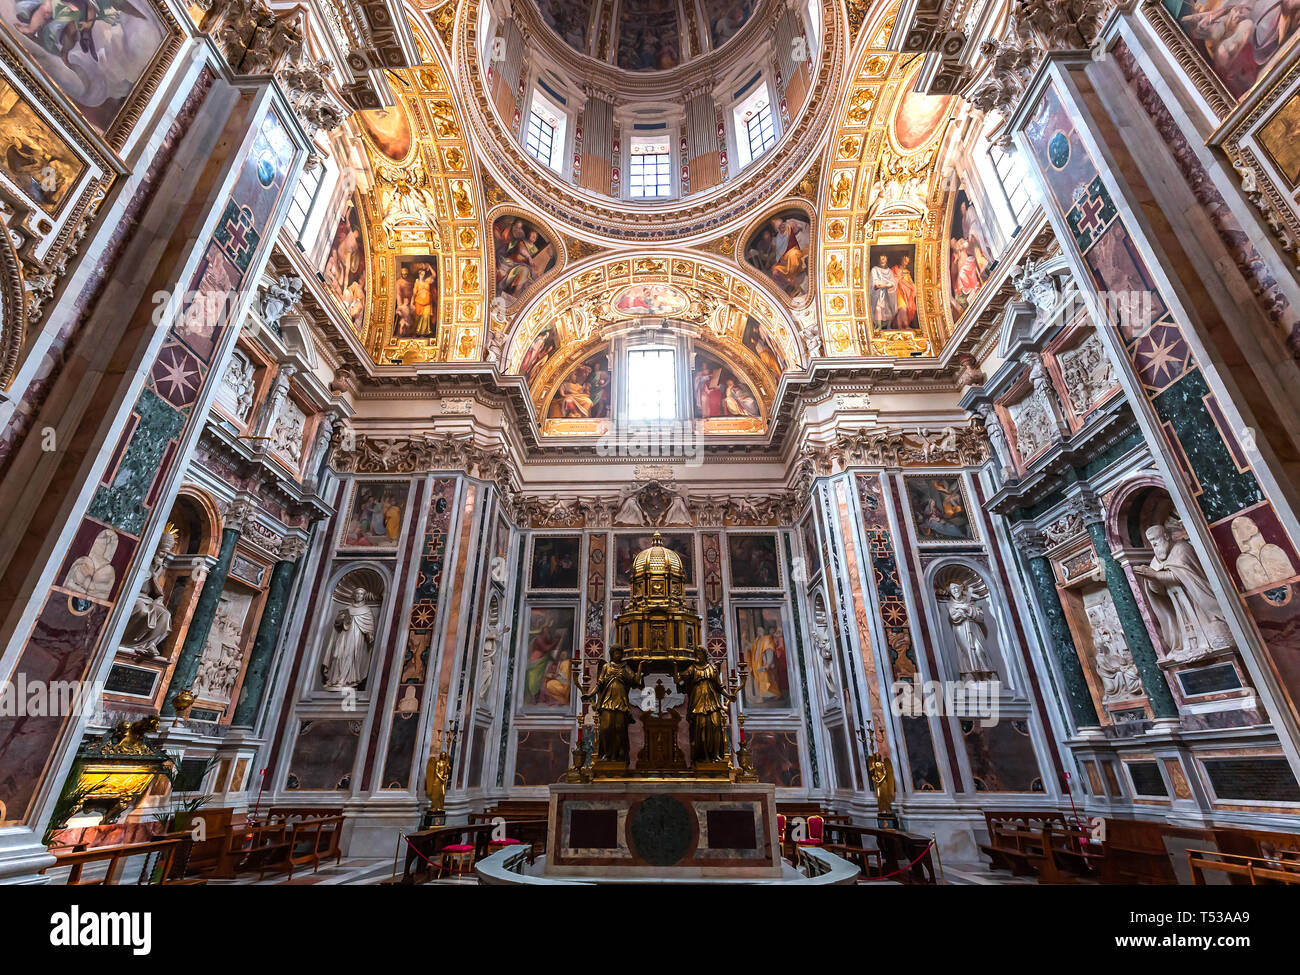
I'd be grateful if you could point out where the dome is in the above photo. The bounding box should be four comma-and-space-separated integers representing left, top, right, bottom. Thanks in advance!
615, 531, 700, 671
633, 531, 685, 579
533, 0, 760, 72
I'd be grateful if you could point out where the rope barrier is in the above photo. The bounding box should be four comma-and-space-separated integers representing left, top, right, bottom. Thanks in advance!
849, 839, 936, 881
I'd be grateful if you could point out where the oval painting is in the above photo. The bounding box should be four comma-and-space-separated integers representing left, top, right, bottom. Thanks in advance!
611, 283, 690, 317
357, 103, 413, 161
892, 89, 951, 152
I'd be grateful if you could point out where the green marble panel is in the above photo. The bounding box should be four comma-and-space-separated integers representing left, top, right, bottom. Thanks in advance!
87, 389, 185, 535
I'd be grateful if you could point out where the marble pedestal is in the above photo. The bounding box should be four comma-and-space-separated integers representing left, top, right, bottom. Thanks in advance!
544, 781, 782, 880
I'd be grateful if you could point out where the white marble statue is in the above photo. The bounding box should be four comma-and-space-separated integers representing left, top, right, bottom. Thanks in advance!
1133, 522, 1233, 662
477, 621, 510, 701
613, 492, 649, 526
943, 580, 998, 680
1231, 515, 1296, 591
1058, 330, 1116, 416
815, 629, 837, 696
322, 588, 377, 690
1084, 598, 1143, 702
120, 530, 176, 659
661, 492, 692, 526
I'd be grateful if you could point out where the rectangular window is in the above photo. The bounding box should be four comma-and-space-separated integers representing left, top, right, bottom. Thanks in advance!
745, 104, 776, 161
734, 84, 776, 169
988, 142, 1032, 228
626, 346, 677, 421
285, 159, 324, 246
525, 111, 556, 167
629, 138, 672, 198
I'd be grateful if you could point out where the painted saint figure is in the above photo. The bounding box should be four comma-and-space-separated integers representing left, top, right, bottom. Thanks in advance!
870, 254, 898, 328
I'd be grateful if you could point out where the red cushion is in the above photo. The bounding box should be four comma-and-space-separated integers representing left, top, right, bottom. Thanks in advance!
795, 838, 823, 846
489, 838, 523, 846
442, 843, 475, 852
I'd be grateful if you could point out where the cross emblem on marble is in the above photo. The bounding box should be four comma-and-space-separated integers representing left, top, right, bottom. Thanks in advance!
1075, 194, 1107, 235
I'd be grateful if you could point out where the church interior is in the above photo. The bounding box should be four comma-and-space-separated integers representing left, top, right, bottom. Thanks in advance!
2, 0, 1300, 892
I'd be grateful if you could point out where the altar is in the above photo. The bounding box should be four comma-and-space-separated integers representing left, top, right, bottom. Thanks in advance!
538, 534, 789, 881
545, 781, 782, 879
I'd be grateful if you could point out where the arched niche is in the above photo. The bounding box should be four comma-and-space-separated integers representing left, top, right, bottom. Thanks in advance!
171, 487, 222, 557
475, 586, 510, 709
1105, 475, 1180, 556
809, 586, 838, 702
1104, 476, 1240, 670
314, 564, 390, 697
928, 559, 1018, 695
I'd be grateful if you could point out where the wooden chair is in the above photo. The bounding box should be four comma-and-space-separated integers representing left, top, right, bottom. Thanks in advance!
793, 814, 825, 870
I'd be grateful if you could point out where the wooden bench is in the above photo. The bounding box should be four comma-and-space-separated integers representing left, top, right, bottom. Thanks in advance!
400, 819, 548, 884
979, 812, 1093, 884
823, 822, 937, 884
1189, 848, 1300, 885
285, 815, 344, 879
43, 835, 204, 886
208, 822, 291, 880
477, 800, 550, 821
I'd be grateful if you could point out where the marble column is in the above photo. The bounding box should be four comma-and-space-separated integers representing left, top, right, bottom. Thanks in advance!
1012, 522, 1099, 728
163, 500, 252, 715
1077, 497, 1178, 719
1089, 521, 1178, 719
231, 534, 308, 727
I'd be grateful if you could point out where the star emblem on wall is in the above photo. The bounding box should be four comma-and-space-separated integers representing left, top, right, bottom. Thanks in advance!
150, 344, 203, 409
1134, 323, 1190, 393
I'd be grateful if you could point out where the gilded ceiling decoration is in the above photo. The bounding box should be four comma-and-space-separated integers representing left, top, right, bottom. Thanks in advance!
324, 0, 979, 386
454, 0, 848, 244
818, 46, 953, 357
338, 35, 486, 366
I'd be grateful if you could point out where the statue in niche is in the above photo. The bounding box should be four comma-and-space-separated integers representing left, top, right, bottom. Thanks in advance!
1084, 599, 1143, 702
322, 587, 377, 690
814, 628, 837, 696
425, 749, 450, 812
677, 646, 737, 764
1133, 522, 1233, 662
121, 529, 177, 659
476, 620, 510, 701
977, 403, 1014, 477
1231, 515, 1296, 592
583, 647, 643, 764
939, 578, 998, 681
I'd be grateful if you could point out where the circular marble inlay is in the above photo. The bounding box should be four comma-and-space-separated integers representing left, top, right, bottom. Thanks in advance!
628, 794, 693, 866
1048, 131, 1070, 170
